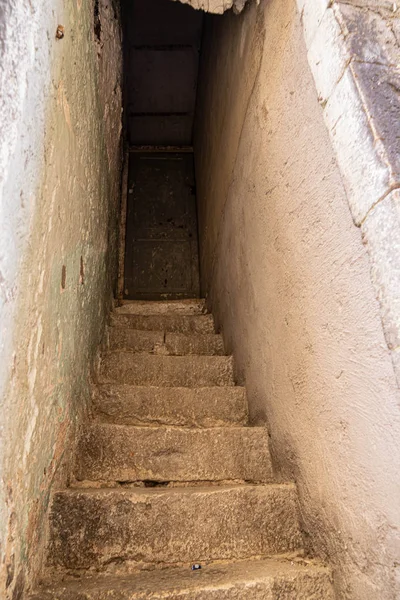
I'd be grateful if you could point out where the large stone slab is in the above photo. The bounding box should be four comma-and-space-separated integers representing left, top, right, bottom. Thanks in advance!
31, 558, 335, 599
75, 424, 272, 483
99, 353, 235, 387
92, 385, 248, 427
116, 299, 206, 315
108, 329, 225, 355
110, 313, 215, 334
47, 485, 303, 572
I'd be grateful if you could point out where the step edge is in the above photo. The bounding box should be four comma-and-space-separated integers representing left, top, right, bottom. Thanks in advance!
108, 328, 223, 339
101, 352, 233, 360
113, 314, 209, 319
94, 384, 245, 391
53, 482, 297, 497
80, 423, 266, 433
33, 556, 333, 594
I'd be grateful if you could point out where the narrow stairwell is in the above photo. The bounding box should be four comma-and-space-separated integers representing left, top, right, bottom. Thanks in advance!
30, 299, 334, 599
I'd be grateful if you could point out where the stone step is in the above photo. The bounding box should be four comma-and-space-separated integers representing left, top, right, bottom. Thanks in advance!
92, 385, 248, 427
31, 558, 335, 599
99, 353, 235, 387
116, 299, 206, 315
75, 424, 272, 483
47, 485, 303, 572
110, 313, 215, 334
108, 329, 225, 355
164, 332, 224, 355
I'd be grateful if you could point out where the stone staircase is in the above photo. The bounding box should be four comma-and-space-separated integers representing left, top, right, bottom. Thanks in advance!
30, 299, 334, 599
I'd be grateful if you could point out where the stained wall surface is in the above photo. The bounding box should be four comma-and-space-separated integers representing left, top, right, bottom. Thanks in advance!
194, 1, 400, 598
0, 0, 122, 597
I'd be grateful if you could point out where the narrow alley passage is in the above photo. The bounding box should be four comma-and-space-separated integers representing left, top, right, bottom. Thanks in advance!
124, 151, 200, 299
2, 0, 400, 598
28, 2, 335, 597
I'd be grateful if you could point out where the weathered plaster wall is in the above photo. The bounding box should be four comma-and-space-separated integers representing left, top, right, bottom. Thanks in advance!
194, 1, 400, 598
298, 0, 400, 388
0, 0, 122, 597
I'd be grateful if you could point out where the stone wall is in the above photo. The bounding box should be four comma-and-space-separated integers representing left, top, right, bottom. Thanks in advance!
299, 0, 400, 387
0, 0, 122, 597
194, 1, 400, 598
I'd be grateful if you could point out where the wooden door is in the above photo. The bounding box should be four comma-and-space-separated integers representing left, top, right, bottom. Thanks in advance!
123, 152, 200, 300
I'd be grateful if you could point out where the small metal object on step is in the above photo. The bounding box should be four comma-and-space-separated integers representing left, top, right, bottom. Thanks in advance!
191, 564, 202, 571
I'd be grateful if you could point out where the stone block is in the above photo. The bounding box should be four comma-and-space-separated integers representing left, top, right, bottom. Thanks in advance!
351, 60, 400, 184
323, 66, 390, 224
108, 329, 225, 355
75, 424, 272, 483
307, 7, 351, 103
99, 353, 235, 387
297, 0, 331, 48
336, 3, 400, 66
116, 300, 206, 316
47, 485, 303, 571
92, 385, 248, 427
335, 0, 398, 13
110, 313, 215, 334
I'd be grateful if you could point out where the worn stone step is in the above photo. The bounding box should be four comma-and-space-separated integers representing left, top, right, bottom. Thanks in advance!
99, 353, 234, 387
108, 328, 164, 352
75, 424, 272, 483
92, 385, 248, 427
116, 299, 206, 316
31, 557, 335, 599
47, 485, 303, 572
110, 313, 215, 334
165, 332, 224, 355
108, 329, 225, 355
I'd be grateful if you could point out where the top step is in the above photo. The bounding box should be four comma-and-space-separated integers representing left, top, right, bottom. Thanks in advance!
116, 300, 206, 316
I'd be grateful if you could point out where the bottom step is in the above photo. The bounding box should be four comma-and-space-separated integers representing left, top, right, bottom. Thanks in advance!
31, 558, 334, 599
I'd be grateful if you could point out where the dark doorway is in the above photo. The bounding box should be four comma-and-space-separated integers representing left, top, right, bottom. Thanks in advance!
122, 0, 203, 299
123, 151, 200, 300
